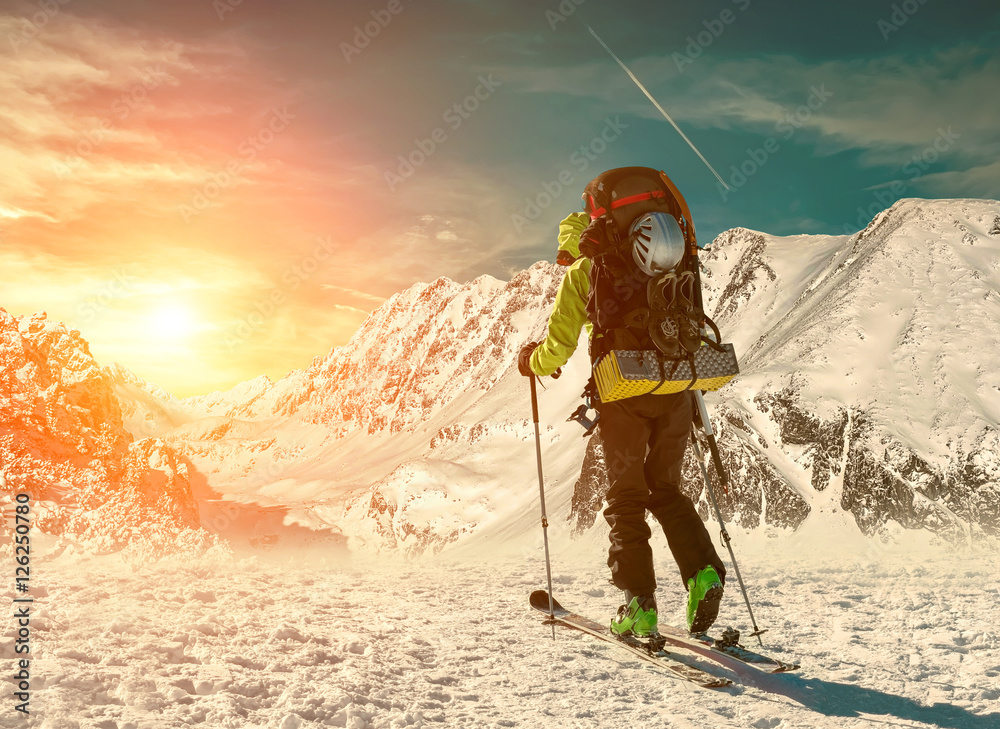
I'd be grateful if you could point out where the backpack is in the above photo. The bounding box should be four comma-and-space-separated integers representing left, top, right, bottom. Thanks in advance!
578, 167, 736, 402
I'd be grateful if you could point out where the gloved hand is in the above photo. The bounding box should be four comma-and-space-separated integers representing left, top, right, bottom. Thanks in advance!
578, 216, 616, 259
519, 342, 563, 379
518, 342, 538, 377
556, 249, 577, 266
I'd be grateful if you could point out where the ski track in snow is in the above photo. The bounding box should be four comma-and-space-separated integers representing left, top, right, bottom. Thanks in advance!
6, 539, 999, 729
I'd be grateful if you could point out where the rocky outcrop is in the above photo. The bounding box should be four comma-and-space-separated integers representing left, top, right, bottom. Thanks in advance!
300, 267, 559, 435
339, 464, 483, 555
567, 403, 811, 536
568, 436, 609, 535
0, 310, 205, 554
686, 408, 811, 531
707, 229, 777, 324
838, 418, 999, 539
756, 390, 848, 493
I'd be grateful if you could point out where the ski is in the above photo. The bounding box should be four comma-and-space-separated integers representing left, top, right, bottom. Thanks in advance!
657, 624, 800, 673
529, 590, 732, 689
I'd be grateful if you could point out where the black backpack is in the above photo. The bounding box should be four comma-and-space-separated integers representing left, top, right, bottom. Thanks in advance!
579, 167, 723, 362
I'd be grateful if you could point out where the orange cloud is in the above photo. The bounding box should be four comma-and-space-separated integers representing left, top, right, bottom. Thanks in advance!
0, 6, 534, 397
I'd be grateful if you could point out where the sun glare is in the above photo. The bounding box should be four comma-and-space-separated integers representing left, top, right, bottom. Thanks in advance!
150, 304, 198, 339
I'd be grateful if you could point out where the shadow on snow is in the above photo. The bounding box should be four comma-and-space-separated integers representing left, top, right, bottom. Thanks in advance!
767, 673, 998, 728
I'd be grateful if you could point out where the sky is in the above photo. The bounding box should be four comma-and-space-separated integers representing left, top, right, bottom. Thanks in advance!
1, 0, 998, 396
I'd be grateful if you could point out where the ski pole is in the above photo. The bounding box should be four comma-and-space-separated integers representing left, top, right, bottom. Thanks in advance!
692, 390, 766, 647
530, 373, 557, 639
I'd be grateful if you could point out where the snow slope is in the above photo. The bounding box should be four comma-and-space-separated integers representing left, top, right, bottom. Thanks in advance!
3, 533, 998, 728
3, 199, 1000, 728
697, 199, 1000, 539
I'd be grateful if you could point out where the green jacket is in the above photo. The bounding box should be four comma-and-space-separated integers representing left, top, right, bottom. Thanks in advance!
530, 212, 594, 377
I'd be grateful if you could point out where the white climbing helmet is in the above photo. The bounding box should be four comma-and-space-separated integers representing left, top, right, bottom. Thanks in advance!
629, 212, 685, 276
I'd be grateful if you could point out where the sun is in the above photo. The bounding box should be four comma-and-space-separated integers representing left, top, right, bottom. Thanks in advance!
149, 303, 198, 339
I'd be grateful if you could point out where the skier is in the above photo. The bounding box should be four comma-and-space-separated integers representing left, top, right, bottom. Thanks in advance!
518, 169, 727, 638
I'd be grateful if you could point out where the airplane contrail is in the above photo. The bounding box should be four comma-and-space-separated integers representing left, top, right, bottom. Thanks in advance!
586, 25, 730, 190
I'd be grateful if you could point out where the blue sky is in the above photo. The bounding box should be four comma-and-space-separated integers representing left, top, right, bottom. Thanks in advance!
350, 0, 1000, 263
1, 0, 998, 393
367, 0, 999, 269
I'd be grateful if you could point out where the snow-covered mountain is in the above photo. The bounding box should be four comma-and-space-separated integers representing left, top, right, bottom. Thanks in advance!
0, 311, 215, 558
132, 265, 574, 555
5, 198, 999, 557
693, 199, 1000, 540
547, 200, 999, 546
171, 197, 995, 552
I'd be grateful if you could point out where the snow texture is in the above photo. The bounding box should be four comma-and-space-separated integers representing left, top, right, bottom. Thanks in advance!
2, 533, 998, 727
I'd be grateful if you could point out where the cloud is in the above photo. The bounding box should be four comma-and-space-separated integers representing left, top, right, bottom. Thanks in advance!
0, 15, 201, 219
916, 159, 1000, 200
319, 285, 387, 304
499, 43, 1000, 168
0, 205, 55, 221
0, 9, 315, 229
330, 304, 370, 316
321, 160, 557, 289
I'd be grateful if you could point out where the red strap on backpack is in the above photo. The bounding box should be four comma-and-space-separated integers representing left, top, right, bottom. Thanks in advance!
587, 190, 668, 220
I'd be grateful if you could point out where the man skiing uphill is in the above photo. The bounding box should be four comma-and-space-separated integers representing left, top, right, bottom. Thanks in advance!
518, 167, 727, 637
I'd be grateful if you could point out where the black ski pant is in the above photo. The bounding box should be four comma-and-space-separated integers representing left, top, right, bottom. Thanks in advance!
597, 390, 726, 597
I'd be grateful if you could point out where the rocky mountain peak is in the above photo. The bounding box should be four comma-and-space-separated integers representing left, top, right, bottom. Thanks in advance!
0, 308, 208, 555
1, 308, 128, 462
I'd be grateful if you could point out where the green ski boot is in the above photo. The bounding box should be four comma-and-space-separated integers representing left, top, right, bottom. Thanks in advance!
610, 594, 658, 638
686, 565, 724, 634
